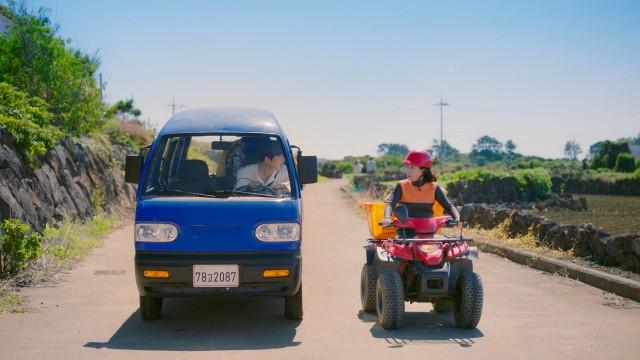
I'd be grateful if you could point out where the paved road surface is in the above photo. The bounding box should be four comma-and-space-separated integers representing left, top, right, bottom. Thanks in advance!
1, 179, 639, 359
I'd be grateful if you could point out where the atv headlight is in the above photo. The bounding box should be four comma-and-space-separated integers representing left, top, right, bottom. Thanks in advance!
255, 223, 300, 242
135, 223, 179, 242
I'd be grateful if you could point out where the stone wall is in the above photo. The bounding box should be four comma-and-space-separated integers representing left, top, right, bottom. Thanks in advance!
551, 175, 640, 196
0, 128, 136, 231
464, 204, 640, 273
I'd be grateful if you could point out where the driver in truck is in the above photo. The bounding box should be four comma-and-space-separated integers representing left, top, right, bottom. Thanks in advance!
235, 140, 291, 194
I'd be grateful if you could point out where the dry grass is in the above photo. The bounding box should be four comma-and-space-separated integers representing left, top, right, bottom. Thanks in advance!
119, 119, 154, 146
462, 225, 574, 260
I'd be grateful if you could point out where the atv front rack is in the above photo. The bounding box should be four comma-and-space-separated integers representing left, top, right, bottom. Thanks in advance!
367, 235, 475, 243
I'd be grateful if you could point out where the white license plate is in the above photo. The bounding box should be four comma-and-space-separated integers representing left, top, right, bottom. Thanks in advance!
193, 265, 239, 287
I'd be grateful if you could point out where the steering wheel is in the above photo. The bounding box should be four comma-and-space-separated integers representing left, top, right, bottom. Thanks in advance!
236, 184, 278, 196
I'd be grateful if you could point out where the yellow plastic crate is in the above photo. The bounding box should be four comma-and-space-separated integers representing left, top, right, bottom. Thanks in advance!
363, 202, 396, 240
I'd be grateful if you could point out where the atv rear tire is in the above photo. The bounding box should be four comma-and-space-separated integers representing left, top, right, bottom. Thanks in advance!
140, 295, 162, 321
285, 286, 303, 320
375, 271, 405, 329
361, 263, 378, 313
432, 300, 451, 313
454, 271, 483, 329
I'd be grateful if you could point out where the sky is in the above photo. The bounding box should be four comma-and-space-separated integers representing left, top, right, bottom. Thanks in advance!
9, 0, 640, 159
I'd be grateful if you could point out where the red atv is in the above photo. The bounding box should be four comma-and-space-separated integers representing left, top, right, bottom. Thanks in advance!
360, 204, 483, 329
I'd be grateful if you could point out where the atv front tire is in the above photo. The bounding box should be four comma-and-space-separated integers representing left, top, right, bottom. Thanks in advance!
361, 263, 378, 313
376, 271, 405, 329
140, 295, 162, 321
454, 271, 483, 329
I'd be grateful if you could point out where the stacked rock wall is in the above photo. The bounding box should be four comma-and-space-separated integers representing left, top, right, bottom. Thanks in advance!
464, 204, 640, 273
0, 128, 136, 231
551, 175, 640, 196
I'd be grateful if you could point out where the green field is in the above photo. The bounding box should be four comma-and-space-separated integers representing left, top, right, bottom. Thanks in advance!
527, 194, 640, 235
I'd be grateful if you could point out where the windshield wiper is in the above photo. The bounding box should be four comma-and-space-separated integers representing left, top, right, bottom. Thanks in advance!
211, 189, 281, 198
147, 189, 221, 198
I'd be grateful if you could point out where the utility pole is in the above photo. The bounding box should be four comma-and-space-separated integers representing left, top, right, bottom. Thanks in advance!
167, 97, 187, 116
434, 97, 450, 162
98, 73, 105, 101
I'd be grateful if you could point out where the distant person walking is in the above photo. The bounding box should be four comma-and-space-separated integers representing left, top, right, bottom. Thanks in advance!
366, 159, 377, 174
354, 161, 364, 174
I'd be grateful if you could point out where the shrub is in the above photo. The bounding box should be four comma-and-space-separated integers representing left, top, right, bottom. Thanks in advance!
0, 82, 63, 165
337, 161, 353, 174
90, 188, 105, 212
320, 162, 342, 178
440, 168, 500, 184
614, 153, 636, 173
0, 219, 42, 274
513, 168, 552, 201
590, 141, 631, 170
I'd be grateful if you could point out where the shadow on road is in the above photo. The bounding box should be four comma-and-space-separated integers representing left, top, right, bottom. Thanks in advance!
357, 310, 484, 348
85, 297, 300, 351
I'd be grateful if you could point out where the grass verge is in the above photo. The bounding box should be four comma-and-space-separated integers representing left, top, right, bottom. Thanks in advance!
0, 212, 122, 314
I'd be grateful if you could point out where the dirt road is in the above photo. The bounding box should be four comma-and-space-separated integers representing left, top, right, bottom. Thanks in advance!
1, 179, 639, 359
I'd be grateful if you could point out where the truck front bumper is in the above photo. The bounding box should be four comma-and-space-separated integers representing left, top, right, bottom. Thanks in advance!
135, 251, 301, 298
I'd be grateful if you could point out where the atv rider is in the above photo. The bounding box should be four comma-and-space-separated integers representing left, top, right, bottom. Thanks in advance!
381, 149, 460, 227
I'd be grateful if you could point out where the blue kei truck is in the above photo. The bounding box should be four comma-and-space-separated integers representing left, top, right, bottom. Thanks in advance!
125, 108, 318, 321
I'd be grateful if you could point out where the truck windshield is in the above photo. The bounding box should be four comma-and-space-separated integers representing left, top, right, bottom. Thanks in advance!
142, 134, 292, 198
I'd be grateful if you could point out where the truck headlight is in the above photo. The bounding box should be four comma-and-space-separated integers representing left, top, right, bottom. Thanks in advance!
135, 223, 179, 242
255, 223, 300, 242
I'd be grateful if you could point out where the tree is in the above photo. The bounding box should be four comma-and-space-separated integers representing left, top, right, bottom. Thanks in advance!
564, 140, 582, 160
0, 4, 105, 134
469, 135, 504, 165
472, 135, 503, 153
377, 143, 409, 157
505, 140, 516, 155
505, 140, 517, 164
0, 82, 63, 165
591, 140, 631, 169
107, 98, 142, 120
430, 139, 460, 160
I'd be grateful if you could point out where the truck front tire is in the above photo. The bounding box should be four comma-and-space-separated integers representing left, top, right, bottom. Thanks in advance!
285, 286, 303, 320
140, 295, 162, 321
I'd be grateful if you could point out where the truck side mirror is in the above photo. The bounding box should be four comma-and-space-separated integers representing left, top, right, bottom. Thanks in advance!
297, 156, 318, 184
125, 155, 143, 184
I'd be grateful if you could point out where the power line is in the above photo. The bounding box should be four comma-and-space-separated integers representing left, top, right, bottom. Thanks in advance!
434, 97, 450, 162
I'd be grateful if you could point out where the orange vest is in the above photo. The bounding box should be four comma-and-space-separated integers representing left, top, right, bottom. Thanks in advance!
399, 179, 436, 203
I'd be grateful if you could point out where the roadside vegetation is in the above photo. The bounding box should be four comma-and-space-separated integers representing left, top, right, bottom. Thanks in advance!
0, 205, 121, 313
333, 134, 639, 242
0, 3, 155, 163
0, 3, 148, 312
322, 133, 640, 200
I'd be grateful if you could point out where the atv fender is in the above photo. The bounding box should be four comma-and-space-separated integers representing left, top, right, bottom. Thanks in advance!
448, 258, 474, 293
373, 245, 402, 272
467, 246, 479, 261
365, 243, 376, 266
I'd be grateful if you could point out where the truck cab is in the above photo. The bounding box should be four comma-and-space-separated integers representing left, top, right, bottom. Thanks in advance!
125, 108, 317, 321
